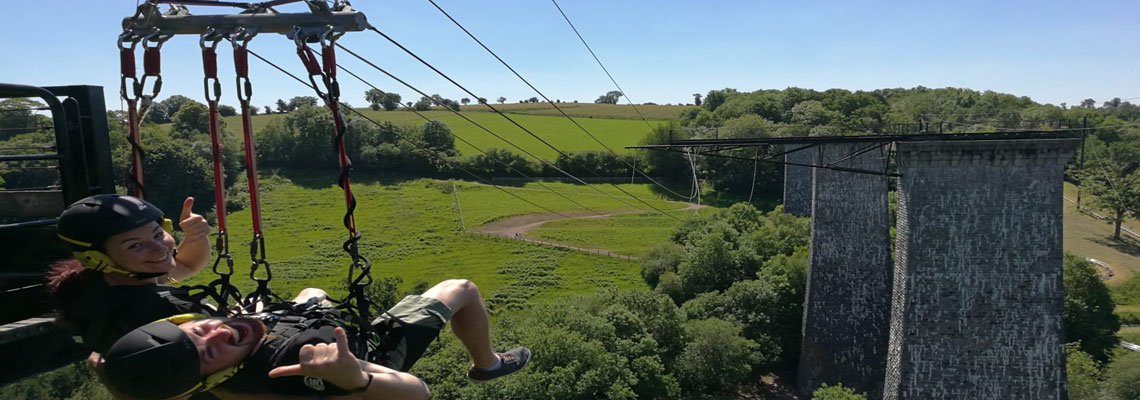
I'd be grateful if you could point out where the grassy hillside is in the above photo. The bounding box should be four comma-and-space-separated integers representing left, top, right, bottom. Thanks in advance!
180, 172, 689, 306
459, 102, 689, 120
217, 108, 666, 160
1061, 182, 1140, 284
525, 209, 711, 256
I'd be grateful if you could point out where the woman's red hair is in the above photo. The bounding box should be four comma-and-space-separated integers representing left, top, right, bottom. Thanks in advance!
45, 259, 102, 325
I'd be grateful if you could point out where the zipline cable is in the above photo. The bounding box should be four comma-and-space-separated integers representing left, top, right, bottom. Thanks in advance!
325, 48, 619, 219
354, 34, 682, 221
549, 0, 654, 130
425, 0, 693, 202
329, 59, 590, 218
243, 46, 574, 219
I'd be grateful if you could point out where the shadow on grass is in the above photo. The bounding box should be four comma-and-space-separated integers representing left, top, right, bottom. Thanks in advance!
1090, 235, 1140, 258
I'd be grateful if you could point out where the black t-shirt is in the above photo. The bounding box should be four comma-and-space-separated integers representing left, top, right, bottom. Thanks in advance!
219, 313, 363, 396
66, 279, 216, 353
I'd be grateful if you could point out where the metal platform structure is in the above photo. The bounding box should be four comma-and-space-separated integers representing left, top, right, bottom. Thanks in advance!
0, 84, 115, 384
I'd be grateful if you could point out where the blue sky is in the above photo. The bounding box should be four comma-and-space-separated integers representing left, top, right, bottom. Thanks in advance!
3, 1, 1138, 110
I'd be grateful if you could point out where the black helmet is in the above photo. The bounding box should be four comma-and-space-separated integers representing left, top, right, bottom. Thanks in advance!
57, 194, 168, 250
102, 319, 202, 399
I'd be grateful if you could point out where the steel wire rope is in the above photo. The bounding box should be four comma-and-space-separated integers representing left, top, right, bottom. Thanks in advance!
242, 47, 575, 219
354, 34, 683, 221
425, 0, 693, 202
329, 58, 592, 219
549, 0, 654, 130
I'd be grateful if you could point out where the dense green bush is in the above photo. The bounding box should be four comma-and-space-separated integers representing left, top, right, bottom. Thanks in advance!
1104, 352, 1140, 400
674, 318, 762, 392
1065, 343, 1101, 400
811, 383, 867, 400
1063, 253, 1120, 363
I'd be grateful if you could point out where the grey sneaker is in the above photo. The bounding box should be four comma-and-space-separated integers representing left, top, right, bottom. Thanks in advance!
466, 347, 531, 382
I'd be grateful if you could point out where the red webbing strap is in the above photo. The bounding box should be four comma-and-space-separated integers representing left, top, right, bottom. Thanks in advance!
143, 46, 162, 76
120, 47, 137, 79
233, 44, 263, 236
120, 41, 144, 199
202, 48, 218, 80
202, 44, 226, 232
126, 102, 144, 198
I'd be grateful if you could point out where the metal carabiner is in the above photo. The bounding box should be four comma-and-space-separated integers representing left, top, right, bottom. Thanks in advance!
201, 28, 225, 104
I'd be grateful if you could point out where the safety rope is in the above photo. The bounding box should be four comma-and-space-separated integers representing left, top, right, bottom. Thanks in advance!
231, 29, 281, 310
117, 28, 170, 199
197, 28, 243, 313
293, 28, 373, 356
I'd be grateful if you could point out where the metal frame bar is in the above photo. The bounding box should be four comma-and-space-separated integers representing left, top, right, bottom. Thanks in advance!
629, 130, 1085, 150
122, 5, 370, 36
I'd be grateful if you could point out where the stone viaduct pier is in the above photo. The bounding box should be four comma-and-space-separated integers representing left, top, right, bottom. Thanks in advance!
790, 138, 1076, 399
635, 132, 1079, 398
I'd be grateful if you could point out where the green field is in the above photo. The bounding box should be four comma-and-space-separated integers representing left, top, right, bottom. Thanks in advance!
179, 173, 687, 306
1062, 182, 1140, 284
216, 108, 666, 160
458, 102, 689, 120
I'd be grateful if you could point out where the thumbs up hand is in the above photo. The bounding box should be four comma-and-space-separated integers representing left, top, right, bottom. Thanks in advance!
178, 197, 209, 243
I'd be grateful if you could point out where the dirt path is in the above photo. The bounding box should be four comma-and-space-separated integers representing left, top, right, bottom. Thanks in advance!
474, 202, 703, 238
470, 202, 704, 257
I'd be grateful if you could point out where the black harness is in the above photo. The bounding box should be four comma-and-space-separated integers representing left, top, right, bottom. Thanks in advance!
217, 303, 376, 396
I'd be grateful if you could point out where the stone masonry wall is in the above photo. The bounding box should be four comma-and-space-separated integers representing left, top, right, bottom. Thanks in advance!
882, 139, 1077, 400
783, 145, 816, 217
799, 143, 892, 399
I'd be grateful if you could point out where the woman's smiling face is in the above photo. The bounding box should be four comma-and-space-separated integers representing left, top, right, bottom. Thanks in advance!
101, 221, 176, 274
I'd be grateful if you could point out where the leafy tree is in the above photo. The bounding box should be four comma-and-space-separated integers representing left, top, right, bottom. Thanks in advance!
420, 120, 456, 155
812, 383, 867, 400
692, 93, 702, 106
365, 88, 385, 111
263, 105, 272, 115
456, 148, 540, 177
275, 99, 289, 113
496, 96, 506, 104
477, 97, 487, 104
137, 131, 216, 221
1076, 138, 1140, 239
170, 101, 212, 139
217, 104, 237, 117
1062, 253, 1120, 363
595, 90, 623, 104
637, 122, 692, 180
1105, 352, 1140, 400
420, 290, 683, 400
380, 92, 402, 111
791, 100, 842, 127
0, 98, 49, 140
460, 98, 470, 105
641, 242, 684, 288
143, 95, 195, 124
527, 97, 539, 103
1065, 344, 1101, 400
287, 96, 318, 110
674, 318, 761, 392
412, 96, 433, 111
702, 88, 739, 112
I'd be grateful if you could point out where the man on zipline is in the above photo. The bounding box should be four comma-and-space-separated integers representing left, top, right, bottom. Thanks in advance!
98, 279, 531, 400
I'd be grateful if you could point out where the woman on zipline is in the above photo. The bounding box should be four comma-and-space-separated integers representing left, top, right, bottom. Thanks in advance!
46, 193, 216, 353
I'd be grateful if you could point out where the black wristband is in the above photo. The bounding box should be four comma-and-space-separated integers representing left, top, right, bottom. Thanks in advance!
346, 373, 373, 394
